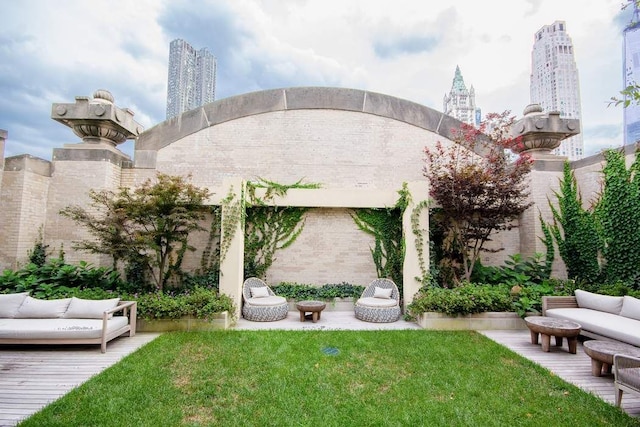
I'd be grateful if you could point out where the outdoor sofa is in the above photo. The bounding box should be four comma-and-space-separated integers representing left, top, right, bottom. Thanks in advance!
542, 289, 640, 347
0, 292, 136, 353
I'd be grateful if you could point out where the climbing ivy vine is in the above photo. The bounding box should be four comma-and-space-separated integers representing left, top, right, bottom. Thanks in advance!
243, 178, 320, 278
546, 162, 600, 283
546, 150, 640, 288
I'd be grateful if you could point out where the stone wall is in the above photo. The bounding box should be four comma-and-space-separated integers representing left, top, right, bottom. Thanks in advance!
0, 87, 634, 287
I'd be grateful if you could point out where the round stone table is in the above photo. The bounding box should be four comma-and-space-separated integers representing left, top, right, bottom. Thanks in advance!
524, 316, 581, 354
583, 340, 640, 377
295, 300, 326, 323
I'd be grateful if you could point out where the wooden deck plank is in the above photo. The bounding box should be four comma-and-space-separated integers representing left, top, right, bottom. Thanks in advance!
481, 329, 640, 419
0, 333, 159, 427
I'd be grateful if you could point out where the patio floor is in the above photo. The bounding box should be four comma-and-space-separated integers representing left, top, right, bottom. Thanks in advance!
1, 312, 638, 425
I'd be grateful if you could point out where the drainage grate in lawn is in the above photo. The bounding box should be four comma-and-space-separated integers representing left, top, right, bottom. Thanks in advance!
321, 346, 339, 356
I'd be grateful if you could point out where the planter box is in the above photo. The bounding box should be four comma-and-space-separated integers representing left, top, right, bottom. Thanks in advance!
136, 312, 232, 332
417, 312, 527, 330
288, 297, 355, 312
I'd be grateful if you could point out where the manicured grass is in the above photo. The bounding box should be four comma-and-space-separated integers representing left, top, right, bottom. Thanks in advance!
20, 331, 638, 426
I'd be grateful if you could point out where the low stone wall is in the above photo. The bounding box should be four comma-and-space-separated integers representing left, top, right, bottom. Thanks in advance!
416, 312, 527, 330
136, 312, 232, 332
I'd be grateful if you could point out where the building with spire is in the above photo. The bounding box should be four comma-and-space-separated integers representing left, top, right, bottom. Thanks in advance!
443, 66, 480, 126
530, 21, 584, 159
623, 2, 640, 145
166, 39, 217, 120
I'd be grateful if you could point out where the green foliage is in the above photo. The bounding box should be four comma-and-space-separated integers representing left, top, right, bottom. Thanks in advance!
60, 173, 211, 292
547, 162, 601, 282
406, 283, 513, 317
27, 228, 49, 267
132, 288, 235, 320
546, 152, 640, 288
595, 150, 640, 285
471, 253, 552, 287
424, 112, 533, 284
271, 282, 365, 300
0, 258, 125, 298
351, 207, 403, 289
244, 206, 308, 278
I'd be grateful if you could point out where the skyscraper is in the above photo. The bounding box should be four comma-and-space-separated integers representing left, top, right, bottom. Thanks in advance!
623, 3, 640, 145
530, 21, 584, 159
166, 39, 217, 120
443, 65, 481, 126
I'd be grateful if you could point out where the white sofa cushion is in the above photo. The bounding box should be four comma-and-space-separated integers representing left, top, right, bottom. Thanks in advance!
15, 297, 72, 319
246, 295, 287, 306
575, 289, 623, 314
546, 307, 640, 347
63, 297, 120, 319
0, 317, 129, 339
357, 297, 398, 308
0, 292, 29, 318
620, 295, 640, 321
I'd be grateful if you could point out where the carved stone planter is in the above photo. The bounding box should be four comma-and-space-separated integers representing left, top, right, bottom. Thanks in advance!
416, 312, 527, 330
136, 312, 232, 332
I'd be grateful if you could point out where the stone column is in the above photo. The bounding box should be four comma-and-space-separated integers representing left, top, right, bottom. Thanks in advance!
218, 177, 246, 319
402, 180, 430, 309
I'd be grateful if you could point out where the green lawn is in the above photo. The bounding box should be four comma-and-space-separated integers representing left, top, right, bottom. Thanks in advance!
20, 330, 639, 426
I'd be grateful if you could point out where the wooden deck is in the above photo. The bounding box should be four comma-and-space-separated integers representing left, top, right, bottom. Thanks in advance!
481, 329, 640, 419
0, 333, 160, 427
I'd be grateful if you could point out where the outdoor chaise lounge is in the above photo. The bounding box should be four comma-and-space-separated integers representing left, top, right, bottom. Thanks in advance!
614, 354, 640, 407
242, 277, 289, 322
354, 278, 401, 323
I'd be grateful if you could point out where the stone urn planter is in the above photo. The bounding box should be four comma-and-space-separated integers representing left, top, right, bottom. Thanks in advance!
416, 311, 528, 330
136, 312, 232, 332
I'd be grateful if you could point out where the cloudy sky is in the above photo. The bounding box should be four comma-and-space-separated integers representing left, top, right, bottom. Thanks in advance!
0, 0, 632, 160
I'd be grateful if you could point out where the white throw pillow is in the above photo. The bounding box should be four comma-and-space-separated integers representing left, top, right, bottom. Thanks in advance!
574, 289, 623, 315
373, 286, 393, 299
0, 292, 29, 318
251, 286, 270, 298
620, 295, 640, 321
15, 296, 72, 318
63, 297, 121, 319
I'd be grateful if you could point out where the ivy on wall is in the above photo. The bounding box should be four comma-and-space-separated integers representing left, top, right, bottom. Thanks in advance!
546, 150, 640, 288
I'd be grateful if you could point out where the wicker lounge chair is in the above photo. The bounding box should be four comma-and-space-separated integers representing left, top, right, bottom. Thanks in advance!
614, 354, 640, 407
354, 278, 401, 323
242, 277, 289, 322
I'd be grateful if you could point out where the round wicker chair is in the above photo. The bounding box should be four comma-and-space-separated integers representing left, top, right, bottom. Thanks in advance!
242, 277, 289, 322
354, 278, 401, 323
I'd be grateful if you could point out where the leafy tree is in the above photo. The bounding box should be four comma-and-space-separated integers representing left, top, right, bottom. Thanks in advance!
424, 111, 533, 284
547, 162, 601, 282
61, 173, 210, 292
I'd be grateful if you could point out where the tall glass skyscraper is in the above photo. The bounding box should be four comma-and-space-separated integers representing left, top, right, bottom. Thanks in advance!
166, 39, 217, 120
623, 3, 640, 145
530, 21, 584, 159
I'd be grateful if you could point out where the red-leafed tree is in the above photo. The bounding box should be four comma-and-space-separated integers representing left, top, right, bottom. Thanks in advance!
424, 111, 533, 285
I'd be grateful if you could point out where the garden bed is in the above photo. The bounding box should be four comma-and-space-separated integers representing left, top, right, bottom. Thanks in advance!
416, 311, 527, 330
136, 312, 232, 332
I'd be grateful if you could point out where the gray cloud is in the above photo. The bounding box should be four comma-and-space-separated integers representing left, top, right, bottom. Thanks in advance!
373, 35, 440, 59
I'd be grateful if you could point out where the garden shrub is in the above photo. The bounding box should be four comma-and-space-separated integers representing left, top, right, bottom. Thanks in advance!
271, 282, 365, 300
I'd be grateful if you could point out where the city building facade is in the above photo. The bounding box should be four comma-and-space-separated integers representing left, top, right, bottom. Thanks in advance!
624, 3, 640, 145
530, 20, 584, 160
166, 39, 217, 120
443, 65, 480, 126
